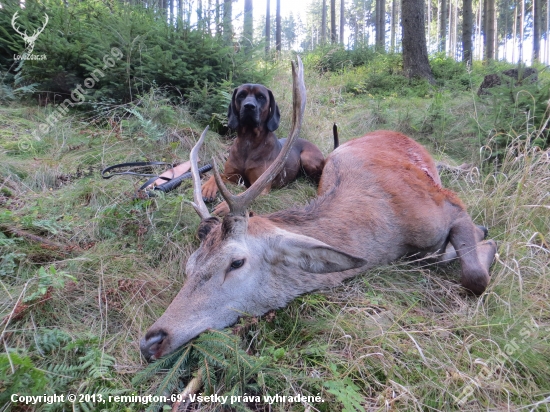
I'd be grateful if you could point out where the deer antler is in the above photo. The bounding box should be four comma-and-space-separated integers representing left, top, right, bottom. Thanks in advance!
190, 126, 212, 220
11, 12, 27, 39
213, 56, 306, 216
28, 14, 49, 42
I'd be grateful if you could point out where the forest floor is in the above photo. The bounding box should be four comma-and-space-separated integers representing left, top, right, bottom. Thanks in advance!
1, 55, 549, 411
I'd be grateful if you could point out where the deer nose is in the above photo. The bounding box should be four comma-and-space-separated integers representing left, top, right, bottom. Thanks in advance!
140, 330, 167, 362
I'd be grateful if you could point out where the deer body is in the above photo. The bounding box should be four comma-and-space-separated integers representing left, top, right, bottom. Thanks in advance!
266, 131, 455, 265
140, 59, 497, 361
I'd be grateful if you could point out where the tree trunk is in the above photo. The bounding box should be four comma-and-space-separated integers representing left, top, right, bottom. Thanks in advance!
331, 0, 337, 43
223, 0, 233, 45
340, 0, 345, 44
519, 0, 525, 62
439, 0, 447, 52
159, 0, 166, 19
168, 0, 173, 25
453, 0, 458, 58
482, 0, 486, 57
391, 0, 397, 51
463, 0, 473, 63
243, 0, 253, 51
207, 0, 212, 34
402, 0, 434, 83
276, 0, 282, 51
376, 0, 386, 50
512, 4, 517, 62
486, 0, 495, 60
494, 2, 498, 59
354, 6, 359, 47
322, 0, 327, 44
477, 1, 482, 59
266, 0, 271, 54
534, 0, 542, 61
197, 0, 203, 30
427, 0, 431, 50
448, 0, 453, 56
178, 0, 184, 28
215, 0, 220, 35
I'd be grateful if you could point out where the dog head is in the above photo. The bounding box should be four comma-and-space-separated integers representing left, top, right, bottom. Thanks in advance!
227, 84, 280, 132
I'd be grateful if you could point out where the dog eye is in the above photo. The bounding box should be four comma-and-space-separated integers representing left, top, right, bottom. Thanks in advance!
229, 259, 245, 271
256, 94, 265, 101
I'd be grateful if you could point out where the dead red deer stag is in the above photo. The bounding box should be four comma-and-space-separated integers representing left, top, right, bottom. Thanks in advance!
140, 57, 497, 361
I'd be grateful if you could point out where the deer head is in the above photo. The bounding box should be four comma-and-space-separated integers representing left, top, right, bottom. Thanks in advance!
11, 11, 49, 55
140, 57, 367, 360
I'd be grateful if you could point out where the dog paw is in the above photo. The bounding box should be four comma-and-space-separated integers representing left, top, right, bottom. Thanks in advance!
201, 178, 218, 203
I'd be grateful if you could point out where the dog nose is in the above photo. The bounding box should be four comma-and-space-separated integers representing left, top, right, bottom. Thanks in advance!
244, 102, 256, 110
140, 330, 167, 361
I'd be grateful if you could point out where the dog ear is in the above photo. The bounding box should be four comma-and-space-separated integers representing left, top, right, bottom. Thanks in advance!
266, 89, 281, 132
227, 88, 240, 130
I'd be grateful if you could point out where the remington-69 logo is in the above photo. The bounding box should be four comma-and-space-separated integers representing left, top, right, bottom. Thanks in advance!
11, 11, 48, 60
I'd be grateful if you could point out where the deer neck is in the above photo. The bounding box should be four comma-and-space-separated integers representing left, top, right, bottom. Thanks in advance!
262, 188, 368, 251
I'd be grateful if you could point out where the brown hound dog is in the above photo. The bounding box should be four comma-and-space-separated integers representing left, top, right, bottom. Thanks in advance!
201, 83, 325, 216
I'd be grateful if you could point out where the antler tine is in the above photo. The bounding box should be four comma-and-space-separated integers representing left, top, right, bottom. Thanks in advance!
32, 14, 49, 38
190, 126, 211, 220
213, 56, 306, 216
11, 12, 26, 37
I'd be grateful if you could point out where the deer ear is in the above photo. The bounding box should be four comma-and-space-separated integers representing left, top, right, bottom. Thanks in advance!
272, 233, 367, 274
227, 88, 240, 130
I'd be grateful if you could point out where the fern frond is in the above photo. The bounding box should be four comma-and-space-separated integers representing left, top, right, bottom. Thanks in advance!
34, 329, 72, 354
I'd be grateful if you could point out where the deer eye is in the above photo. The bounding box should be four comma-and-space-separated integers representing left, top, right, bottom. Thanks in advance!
229, 259, 245, 271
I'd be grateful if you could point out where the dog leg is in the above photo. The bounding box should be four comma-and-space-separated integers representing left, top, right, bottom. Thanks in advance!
201, 175, 219, 203
299, 142, 325, 183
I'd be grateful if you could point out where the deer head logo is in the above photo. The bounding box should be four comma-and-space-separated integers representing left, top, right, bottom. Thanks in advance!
11, 11, 49, 56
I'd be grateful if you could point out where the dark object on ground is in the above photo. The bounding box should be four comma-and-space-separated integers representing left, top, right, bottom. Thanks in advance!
478, 67, 538, 96
101, 161, 212, 196
502, 68, 538, 83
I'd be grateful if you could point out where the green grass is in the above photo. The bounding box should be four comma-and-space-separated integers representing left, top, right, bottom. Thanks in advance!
1, 57, 549, 412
